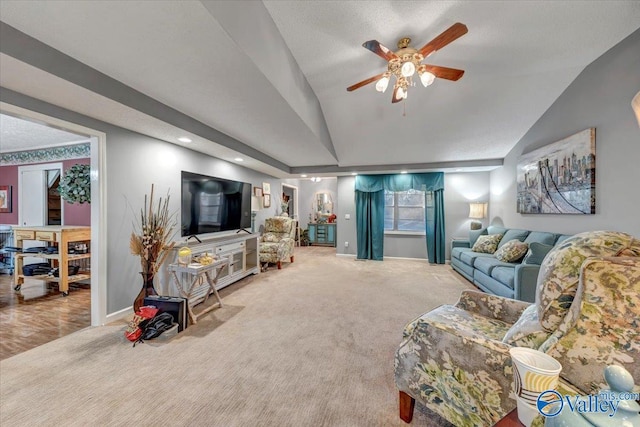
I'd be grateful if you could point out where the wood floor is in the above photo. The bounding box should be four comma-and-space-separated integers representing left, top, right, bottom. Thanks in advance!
0, 273, 90, 361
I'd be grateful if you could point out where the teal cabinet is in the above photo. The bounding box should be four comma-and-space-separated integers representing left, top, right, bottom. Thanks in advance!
307, 223, 336, 247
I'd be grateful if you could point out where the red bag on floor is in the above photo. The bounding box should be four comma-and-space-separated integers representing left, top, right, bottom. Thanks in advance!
125, 306, 159, 342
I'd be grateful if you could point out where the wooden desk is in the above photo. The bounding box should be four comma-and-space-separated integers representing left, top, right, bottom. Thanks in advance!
12, 226, 91, 296
167, 258, 229, 324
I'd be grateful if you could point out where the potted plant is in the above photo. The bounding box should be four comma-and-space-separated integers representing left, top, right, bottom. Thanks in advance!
129, 185, 176, 311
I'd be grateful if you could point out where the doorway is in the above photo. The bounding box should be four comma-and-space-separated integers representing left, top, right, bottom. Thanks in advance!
1, 102, 107, 330
18, 163, 64, 227
281, 184, 298, 220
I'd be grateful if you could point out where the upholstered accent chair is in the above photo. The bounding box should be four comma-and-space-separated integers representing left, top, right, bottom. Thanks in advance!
394, 231, 640, 426
259, 216, 296, 269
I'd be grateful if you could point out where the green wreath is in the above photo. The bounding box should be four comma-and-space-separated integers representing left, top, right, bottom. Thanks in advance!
58, 164, 91, 204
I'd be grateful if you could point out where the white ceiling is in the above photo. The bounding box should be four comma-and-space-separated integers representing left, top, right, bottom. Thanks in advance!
0, 113, 88, 153
0, 1, 639, 176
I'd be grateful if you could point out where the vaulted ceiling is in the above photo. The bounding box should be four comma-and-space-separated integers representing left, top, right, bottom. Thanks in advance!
1, 1, 639, 177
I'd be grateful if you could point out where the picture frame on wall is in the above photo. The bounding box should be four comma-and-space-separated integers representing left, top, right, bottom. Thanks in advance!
254, 187, 263, 197
262, 182, 271, 195
263, 194, 271, 208
516, 128, 595, 214
0, 185, 12, 213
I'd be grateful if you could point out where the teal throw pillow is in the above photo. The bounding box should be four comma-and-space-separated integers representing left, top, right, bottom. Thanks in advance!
495, 239, 529, 263
522, 242, 554, 265
471, 234, 503, 254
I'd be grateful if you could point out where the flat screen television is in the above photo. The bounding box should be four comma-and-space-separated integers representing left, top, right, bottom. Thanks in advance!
181, 171, 252, 236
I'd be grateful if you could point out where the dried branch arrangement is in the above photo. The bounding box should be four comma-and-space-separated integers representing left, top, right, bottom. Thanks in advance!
130, 184, 176, 278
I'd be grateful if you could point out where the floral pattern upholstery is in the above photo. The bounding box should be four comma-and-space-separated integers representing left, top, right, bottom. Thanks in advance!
539, 256, 640, 393
471, 234, 503, 254
395, 230, 640, 426
259, 216, 296, 267
536, 231, 640, 331
495, 239, 529, 263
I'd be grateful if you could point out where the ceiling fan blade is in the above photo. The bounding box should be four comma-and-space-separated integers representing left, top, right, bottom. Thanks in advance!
418, 22, 468, 58
362, 40, 399, 61
422, 65, 465, 81
346, 73, 385, 92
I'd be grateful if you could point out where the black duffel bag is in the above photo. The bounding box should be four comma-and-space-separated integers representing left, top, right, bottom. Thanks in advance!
132, 312, 175, 347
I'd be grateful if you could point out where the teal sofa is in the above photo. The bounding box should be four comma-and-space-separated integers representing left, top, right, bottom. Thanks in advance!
450, 225, 571, 302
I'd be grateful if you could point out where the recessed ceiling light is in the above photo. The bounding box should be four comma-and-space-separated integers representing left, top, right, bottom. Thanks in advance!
351, 172, 357, 176
301, 174, 307, 178
401, 171, 408, 174
455, 168, 463, 172
177, 137, 192, 143
234, 157, 244, 162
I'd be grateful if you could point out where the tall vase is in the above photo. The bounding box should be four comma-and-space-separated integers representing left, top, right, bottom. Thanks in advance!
133, 272, 158, 312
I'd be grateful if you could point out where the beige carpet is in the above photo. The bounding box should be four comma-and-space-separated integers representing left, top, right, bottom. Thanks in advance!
0, 246, 473, 427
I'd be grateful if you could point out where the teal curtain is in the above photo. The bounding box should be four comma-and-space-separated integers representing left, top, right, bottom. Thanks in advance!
425, 190, 446, 264
354, 173, 445, 263
356, 190, 385, 260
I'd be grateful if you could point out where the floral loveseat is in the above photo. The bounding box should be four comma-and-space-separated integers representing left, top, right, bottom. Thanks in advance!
451, 226, 572, 302
395, 231, 640, 426
258, 216, 296, 269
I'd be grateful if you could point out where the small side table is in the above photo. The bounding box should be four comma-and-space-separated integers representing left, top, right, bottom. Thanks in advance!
167, 258, 228, 325
494, 409, 524, 426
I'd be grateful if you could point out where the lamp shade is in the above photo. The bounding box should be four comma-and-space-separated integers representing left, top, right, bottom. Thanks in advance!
633, 90, 640, 128
468, 202, 487, 219
251, 195, 261, 212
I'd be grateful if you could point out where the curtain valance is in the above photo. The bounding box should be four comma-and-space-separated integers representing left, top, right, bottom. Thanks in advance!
354, 173, 444, 193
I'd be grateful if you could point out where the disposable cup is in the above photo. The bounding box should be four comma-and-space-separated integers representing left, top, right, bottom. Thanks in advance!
516, 395, 539, 427
509, 347, 562, 406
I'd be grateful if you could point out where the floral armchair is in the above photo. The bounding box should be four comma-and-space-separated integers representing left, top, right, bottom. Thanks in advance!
394, 231, 640, 426
259, 216, 296, 269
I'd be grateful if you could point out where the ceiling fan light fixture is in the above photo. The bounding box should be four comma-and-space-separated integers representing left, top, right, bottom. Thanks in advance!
375, 75, 390, 92
420, 71, 436, 87
347, 23, 468, 103
401, 61, 416, 77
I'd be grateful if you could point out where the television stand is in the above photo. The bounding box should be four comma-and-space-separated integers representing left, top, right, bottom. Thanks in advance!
159, 233, 260, 299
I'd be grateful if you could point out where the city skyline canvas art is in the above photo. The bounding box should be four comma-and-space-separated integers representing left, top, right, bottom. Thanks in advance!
517, 128, 595, 214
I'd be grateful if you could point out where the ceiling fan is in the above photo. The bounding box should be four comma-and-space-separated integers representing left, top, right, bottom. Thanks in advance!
347, 22, 468, 103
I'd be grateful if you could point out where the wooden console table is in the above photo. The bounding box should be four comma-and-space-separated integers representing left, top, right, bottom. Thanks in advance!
167, 258, 229, 324
12, 226, 91, 296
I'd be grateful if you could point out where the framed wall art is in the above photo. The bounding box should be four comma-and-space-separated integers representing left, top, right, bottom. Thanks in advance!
516, 128, 595, 214
254, 187, 263, 197
263, 194, 271, 208
262, 182, 271, 195
0, 185, 12, 213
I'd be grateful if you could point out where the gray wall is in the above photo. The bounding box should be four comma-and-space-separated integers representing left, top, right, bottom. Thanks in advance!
0, 88, 283, 314
490, 28, 640, 237
336, 176, 357, 255
444, 172, 491, 259
336, 172, 491, 259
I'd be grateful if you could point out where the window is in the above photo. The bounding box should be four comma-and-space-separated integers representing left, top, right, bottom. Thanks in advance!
384, 189, 425, 232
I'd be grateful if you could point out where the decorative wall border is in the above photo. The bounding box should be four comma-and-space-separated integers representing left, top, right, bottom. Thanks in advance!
0, 142, 90, 165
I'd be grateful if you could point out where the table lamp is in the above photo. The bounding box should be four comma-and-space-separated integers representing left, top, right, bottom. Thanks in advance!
468, 202, 487, 230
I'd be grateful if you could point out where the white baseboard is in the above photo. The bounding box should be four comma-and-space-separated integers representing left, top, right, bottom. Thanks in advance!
336, 253, 356, 258
105, 306, 133, 325
334, 253, 453, 264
